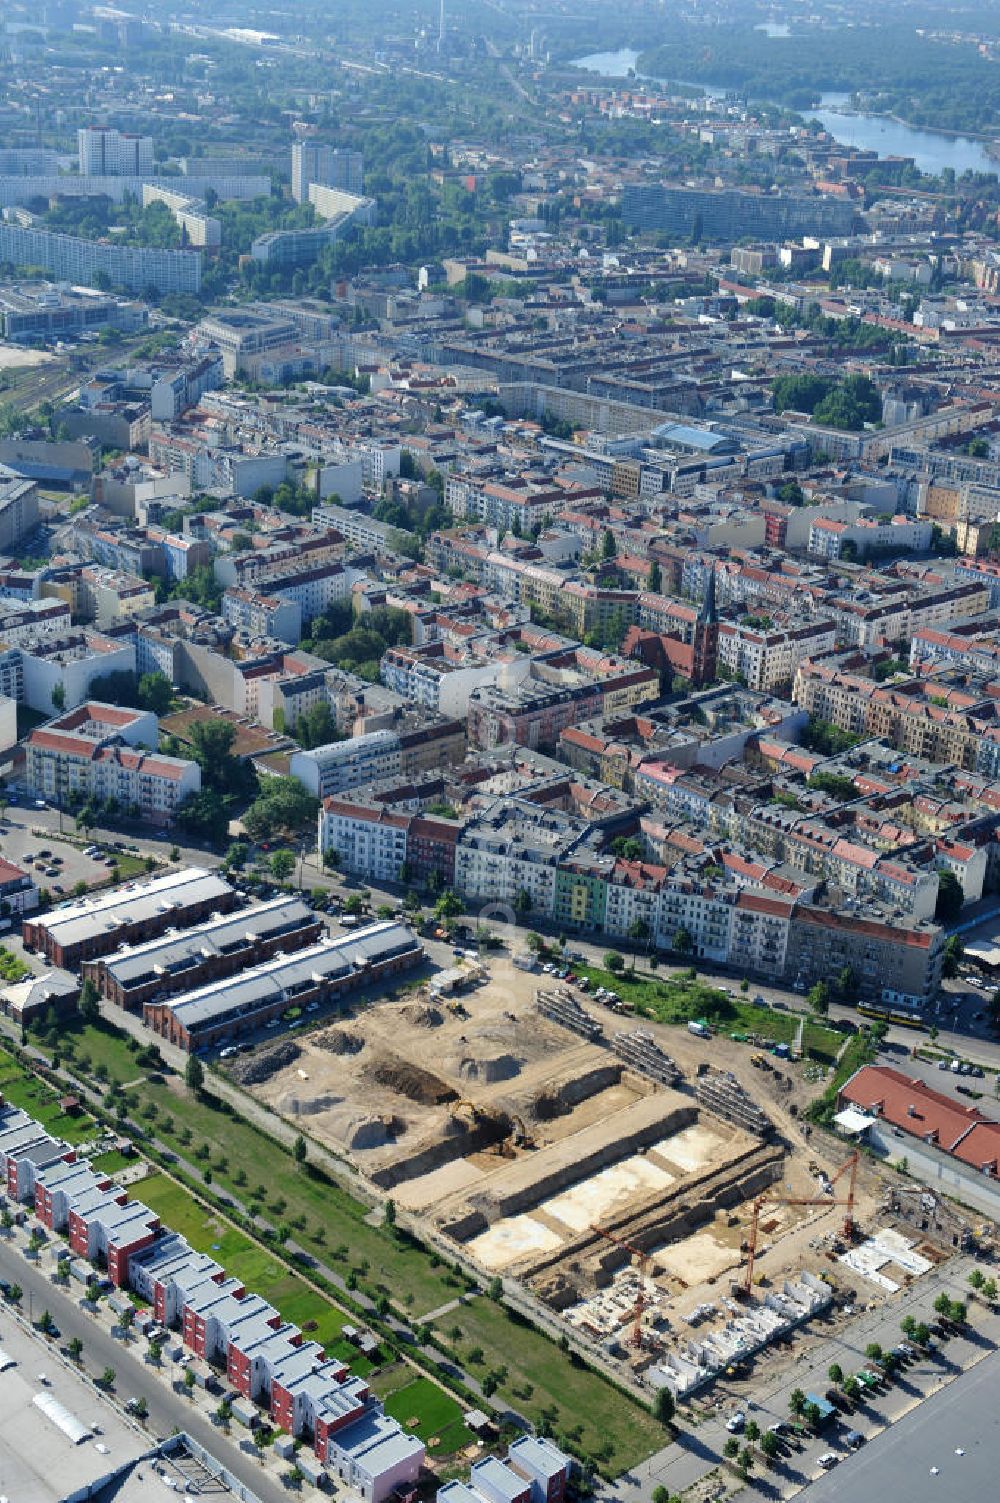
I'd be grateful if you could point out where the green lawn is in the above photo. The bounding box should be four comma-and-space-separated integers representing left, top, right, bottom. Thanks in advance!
0, 1050, 95, 1144
135, 1173, 372, 1370
126, 1081, 466, 1315
436, 1299, 665, 1473
381, 1374, 474, 1455
807, 1031, 877, 1123
88, 1148, 139, 1176
106, 854, 153, 882
62, 1022, 150, 1087
577, 963, 841, 1061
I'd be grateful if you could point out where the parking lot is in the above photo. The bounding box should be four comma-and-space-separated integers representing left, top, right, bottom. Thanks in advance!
0, 804, 128, 900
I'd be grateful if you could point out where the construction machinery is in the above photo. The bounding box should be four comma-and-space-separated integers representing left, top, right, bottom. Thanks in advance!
740, 1149, 859, 1296
592, 1224, 652, 1347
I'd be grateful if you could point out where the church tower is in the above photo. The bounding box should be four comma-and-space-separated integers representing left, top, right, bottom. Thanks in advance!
692, 567, 718, 685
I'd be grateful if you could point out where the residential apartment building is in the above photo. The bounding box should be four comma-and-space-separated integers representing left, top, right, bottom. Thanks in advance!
785, 901, 945, 1008
78, 125, 154, 176
222, 585, 303, 645
381, 641, 517, 717
0, 477, 39, 552
0, 596, 70, 645
291, 143, 364, 202
468, 678, 604, 751
621, 183, 857, 240
291, 730, 402, 799
0, 222, 202, 296
25, 702, 201, 825
716, 618, 837, 694
318, 802, 410, 884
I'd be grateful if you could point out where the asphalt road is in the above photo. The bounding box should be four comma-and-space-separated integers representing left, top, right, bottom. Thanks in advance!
12, 799, 1000, 1078
0, 1236, 290, 1503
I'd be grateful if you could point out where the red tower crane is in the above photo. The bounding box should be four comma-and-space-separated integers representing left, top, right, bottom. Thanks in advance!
741, 1149, 859, 1297
592, 1224, 651, 1348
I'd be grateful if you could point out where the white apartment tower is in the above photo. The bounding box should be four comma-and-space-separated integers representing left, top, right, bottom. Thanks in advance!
291, 142, 364, 203
78, 125, 155, 176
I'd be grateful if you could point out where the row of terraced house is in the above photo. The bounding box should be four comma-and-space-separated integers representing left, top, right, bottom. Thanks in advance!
0, 1091, 574, 1503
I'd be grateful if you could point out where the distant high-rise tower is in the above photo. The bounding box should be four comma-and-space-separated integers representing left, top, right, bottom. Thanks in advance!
291, 142, 364, 204
78, 125, 154, 176
438, 0, 445, 50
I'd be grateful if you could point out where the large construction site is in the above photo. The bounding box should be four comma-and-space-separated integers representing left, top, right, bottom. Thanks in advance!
237, 956, 935, 1387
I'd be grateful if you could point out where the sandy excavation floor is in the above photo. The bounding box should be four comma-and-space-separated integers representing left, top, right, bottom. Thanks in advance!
252, 966, 625, 1172
248, 959, 892, 1309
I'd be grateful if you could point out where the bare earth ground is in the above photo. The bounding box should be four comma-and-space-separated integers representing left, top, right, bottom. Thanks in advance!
251, 960, 891, 1319
0, 344, 54, 370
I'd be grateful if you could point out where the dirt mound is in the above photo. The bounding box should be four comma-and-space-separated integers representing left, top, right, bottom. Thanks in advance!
315, 1028, 365, 1056
455, 1053, 522, 1084
229, 1039, 301, 1085
363, 1052, 458, 1106
399, 1002, 444, 1028
529, 1063, 622, 1121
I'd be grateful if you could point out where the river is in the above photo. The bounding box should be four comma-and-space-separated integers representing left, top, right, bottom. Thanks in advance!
572, 48, 998, 178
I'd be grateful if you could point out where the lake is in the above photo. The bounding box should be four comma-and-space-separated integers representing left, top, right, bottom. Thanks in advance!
572, 48, 998, 178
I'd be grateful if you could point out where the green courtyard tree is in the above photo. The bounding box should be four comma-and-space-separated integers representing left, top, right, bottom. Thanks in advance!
270, 849, 296, 882
935, 870, 965, 924
78, 977, 100, 1024
654, 1387, 675, 1427
434, 889, 463, 920
137, 671, 174, 716
243, 781, 318, 841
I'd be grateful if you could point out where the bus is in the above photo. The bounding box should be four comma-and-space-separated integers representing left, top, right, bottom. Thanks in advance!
857, 1002, 926, 1031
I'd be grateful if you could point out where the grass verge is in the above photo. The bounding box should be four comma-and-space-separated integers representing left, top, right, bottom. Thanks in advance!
576, 962, 841, 1062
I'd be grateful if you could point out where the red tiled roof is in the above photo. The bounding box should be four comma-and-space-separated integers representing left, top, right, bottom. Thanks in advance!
840, 1065, 986, 1152
735, 890, 794, 918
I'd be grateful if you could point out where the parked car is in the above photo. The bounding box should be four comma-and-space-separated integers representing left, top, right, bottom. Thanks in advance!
817, 1453, 838, 1470
725, 1412, 746, 1433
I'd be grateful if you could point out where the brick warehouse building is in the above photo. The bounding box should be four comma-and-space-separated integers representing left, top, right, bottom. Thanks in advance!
22, 865, 238, 969
142, 921, 422, 1051
82, 894, 323, 1011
